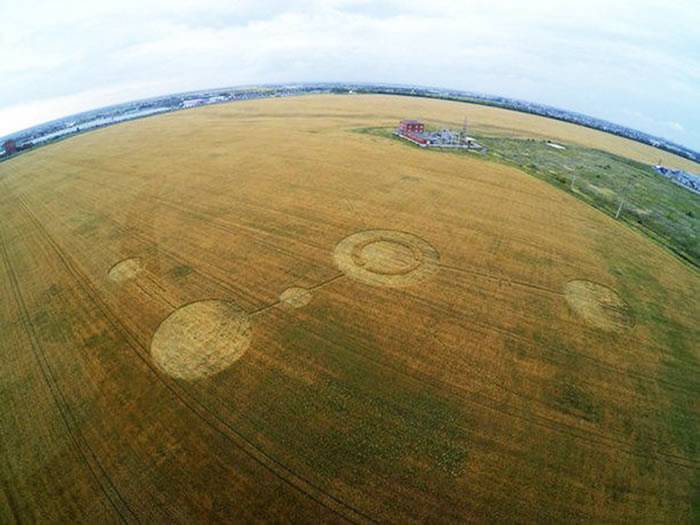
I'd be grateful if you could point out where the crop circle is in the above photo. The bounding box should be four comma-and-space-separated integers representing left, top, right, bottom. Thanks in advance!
564, 280, 634, 332
108, 257, 143, 282
279, 287, 313, 308
334, 230, 439, 287
151, 300, 252, 380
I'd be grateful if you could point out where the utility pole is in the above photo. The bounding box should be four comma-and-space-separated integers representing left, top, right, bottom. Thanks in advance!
615, 178, 635, 220
615, 197, 624, 219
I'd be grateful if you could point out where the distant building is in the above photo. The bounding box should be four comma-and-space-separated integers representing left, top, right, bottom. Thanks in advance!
654, 164, 700, 194
2, 139, 17, 155
398, 119, 425, 134
395, 118, 485, 151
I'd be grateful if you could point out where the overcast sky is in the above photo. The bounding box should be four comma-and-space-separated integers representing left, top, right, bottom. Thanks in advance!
1, 0, 699, 149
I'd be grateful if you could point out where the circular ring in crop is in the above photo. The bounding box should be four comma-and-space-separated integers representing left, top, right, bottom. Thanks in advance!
334, 230, 439, 287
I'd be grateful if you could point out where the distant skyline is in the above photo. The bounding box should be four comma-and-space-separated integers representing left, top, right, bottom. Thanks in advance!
1, 0, 699, 149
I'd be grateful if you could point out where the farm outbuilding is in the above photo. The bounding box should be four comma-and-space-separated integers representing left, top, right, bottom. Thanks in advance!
398, 119, 424, 134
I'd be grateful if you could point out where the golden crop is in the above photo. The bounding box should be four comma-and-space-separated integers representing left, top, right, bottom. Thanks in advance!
1, 95, 697, 523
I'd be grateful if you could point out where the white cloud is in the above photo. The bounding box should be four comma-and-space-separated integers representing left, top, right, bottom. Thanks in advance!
666, 121, 685, 133
0, 0, 698, 148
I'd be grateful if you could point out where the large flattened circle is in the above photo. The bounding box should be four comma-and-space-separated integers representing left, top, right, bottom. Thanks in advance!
334, 230, 439, 287
564, 280, 634, 332
151, 300, 252, 380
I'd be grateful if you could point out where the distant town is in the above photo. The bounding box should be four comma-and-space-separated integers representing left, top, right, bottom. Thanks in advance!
1, 82, 699, 193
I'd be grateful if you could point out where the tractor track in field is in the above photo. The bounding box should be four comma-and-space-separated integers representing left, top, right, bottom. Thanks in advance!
0, 161, 259, 311
80, 160, 340, 257
72, 173, 698, 377
407, 286, 698, 397
404, 295, 700, 466
26, 176, 263, 310
288, 299, 691, 474
153, 196, 324, 268
50, 161, 327, 270
423, 315, 680, 430
13, 192, 375, 525
42, 169, 332, 313
430, 266, 700, 384
1, 97, 697, 524
439, 262, 563, 296
250, 273, 345, 316
0, 206, 136, 524
295, 314, 698, 471
14, 183, 696, 472
29, 178, 696, 467
40, 181, 337, 317
134, 280, 177, 309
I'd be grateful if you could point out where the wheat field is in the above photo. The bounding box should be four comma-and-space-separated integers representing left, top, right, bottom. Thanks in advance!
1, 95, 697, 523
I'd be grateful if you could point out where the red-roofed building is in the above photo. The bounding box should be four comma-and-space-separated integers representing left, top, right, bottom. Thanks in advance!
398, 119, 424, 134
2, 139, 17, 155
